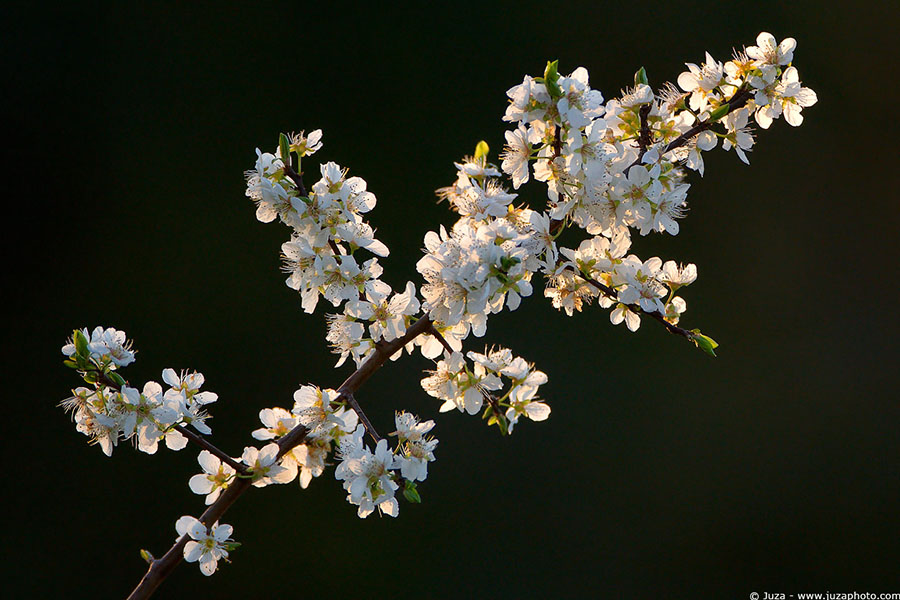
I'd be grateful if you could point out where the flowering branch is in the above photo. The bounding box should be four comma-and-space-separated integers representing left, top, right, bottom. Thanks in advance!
60, 30, 815, 597
660, 84, 753, 156
569, 267, 695, 339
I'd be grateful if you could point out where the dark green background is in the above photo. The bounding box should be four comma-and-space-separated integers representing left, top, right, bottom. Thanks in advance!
6, 1, 898, 598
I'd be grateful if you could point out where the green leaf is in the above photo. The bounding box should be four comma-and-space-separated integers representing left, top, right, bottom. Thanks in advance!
107, 371, 126, 388
279, 133, 291, 169
474, 140, 490, 162
544, 59, 562, 98
690, 330, 719, 357
73, 329, 89, 358
709, 103, 730, 121
497, 413, 509, 436
63, 359, 79, 369
403, 480, 422, 503
634, 66, 648, 86
140, 549, 154, 564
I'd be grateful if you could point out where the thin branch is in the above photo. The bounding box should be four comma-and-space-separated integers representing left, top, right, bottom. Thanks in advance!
567, 267, 695, 340
172, 425, 248, 474
426, 322, 456, 356
343, 393, 381, 442
623, 84, 753, 176
282, 163, 308, 197
127, 315, 436, 599
637, 103, 652, 154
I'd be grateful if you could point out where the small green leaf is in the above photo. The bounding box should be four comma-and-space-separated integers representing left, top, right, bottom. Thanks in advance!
73, 329, 89, 358
279, 133, 291, 169
544, 59, 562, 98
474, 140, 490, 162
690, 330, 719, 357
403, 480, 421, 503
709, 103, 730, 121
107, 371, 126, 388
83, 371, 99, 385
140, 549, 154, 564
634, 66, 648, 86
63, 359, 79, 369
498, 414, 509, 436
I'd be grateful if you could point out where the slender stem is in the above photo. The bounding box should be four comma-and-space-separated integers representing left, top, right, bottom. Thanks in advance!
282, 163, 308, 197
343, 393, 381, 442
568, 267, 695, 340
623, 84, 753, 176
172, 425, 247, 474
126, 315, 435, 599
426, 323, 456, 356
637, 103, 652, 155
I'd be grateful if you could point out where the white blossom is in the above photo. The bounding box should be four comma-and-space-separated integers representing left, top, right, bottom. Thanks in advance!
175, 516, 234, 576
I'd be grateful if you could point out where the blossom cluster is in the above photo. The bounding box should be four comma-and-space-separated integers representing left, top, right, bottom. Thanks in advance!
246, 130, 389, 314
489, 32, 815, 333
60, 328, 218, 456
335, 412, 438, 517
420, 346, 549, 433
243, 390, 438, 518
246, 131, 428, 371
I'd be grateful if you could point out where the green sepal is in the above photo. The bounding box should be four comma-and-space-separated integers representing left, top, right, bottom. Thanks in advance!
690, 330, 719, 357
709, 103, 730, 121
474, 140, 490, 162
279, 133, 291, 169
403, 480, 422, 503
140, 549, 154, 564
224, 542, 241, 552
73, 329, 89, 358
634, 66, 648, 86
544, 60, 562, 98
83, 371, 99, 385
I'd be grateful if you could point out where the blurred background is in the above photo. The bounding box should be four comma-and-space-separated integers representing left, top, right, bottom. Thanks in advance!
5, 1, 898, 597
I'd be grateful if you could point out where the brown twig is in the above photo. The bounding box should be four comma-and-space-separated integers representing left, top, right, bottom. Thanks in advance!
567, 267, 695, 340
343, 393, 381, 442
426, 322, 456, 356
172, 425, 247, 475
282, 162, 308, 197
623, 84, 753, 176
